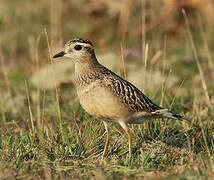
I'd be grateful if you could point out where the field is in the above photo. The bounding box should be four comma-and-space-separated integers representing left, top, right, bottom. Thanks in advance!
0, 0, 214, 179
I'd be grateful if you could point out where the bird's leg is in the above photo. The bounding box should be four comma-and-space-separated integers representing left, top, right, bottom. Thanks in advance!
119, 121, 132, 157
102, 121, 110, 158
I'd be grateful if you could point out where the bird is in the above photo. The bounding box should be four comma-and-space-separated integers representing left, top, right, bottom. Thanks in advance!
53, 38, 189, 158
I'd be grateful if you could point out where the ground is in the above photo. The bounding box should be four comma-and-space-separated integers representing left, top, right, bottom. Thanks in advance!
0, 0, 214, 179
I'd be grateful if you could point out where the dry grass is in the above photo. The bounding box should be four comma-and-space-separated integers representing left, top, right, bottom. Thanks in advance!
0, 0, 214, 179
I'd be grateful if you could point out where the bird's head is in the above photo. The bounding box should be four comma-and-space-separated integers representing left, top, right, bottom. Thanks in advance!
53, 38, 96, 63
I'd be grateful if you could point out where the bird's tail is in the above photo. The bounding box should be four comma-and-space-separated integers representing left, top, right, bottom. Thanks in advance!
127, 109, 190, 124
151, 109, 189, 121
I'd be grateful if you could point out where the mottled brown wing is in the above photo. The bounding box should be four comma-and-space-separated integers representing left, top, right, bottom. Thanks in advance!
103, 68, 162, 113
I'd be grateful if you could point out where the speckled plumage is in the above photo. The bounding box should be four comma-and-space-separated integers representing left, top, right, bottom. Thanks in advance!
75, 62, 162, 120
53, 38, 188, 157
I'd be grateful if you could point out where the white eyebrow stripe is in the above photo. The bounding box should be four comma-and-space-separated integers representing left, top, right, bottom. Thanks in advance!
75, 42, 92, 47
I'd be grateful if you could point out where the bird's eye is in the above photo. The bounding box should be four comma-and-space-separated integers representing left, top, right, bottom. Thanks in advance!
74, 45, 82, 51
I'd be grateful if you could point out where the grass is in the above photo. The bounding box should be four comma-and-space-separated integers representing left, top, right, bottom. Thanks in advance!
0, 0, 214, 179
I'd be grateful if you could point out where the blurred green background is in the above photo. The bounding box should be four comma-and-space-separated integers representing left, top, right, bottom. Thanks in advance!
0, 0, 214, 179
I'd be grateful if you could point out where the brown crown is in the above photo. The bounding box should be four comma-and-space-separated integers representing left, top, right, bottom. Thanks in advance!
66, 38, 93, 46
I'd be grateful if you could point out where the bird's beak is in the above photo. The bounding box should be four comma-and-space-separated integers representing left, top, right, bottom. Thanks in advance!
53, 51, 66, 59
